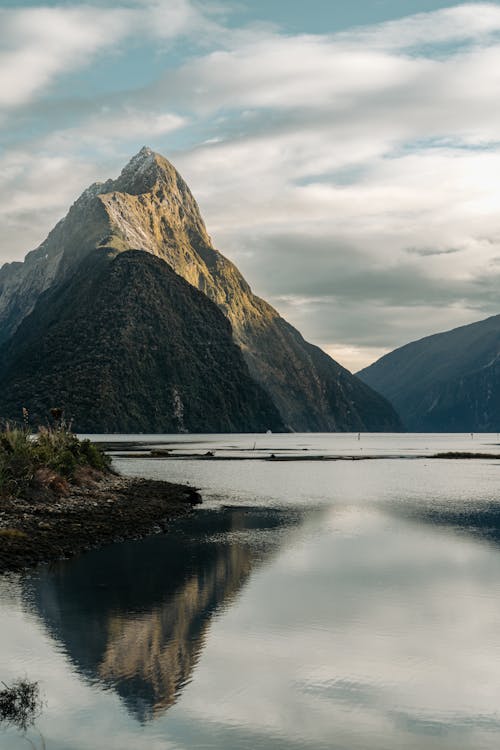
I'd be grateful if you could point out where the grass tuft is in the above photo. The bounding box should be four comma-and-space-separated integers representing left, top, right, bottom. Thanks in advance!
0, 420, 111, 499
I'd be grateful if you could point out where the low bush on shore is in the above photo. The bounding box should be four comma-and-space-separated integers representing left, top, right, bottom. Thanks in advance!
0, 422, 111, 499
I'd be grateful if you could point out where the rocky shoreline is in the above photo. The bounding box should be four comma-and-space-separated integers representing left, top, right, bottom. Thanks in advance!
0, 473, 201, 574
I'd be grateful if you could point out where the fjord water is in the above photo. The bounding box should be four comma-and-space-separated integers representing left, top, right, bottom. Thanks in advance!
2, 434, 500, 749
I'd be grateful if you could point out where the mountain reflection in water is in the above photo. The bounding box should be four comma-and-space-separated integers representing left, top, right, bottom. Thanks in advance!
386, 496, 500, 548
22, 505, 305, 723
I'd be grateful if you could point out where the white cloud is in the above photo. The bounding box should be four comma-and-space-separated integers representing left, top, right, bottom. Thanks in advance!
3, 2, 500, 369
139, 0, 219, 39
0, 1, 216, 111
169, 36, 423, 113
156, 3, 500, 121
340, 2, 500, 49
47, 108, 187, 150
160, 7, 500, 368
0, 148, 104, 257
0, 6, 132, 109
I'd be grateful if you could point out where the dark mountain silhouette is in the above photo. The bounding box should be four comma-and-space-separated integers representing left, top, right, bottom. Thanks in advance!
0, 250, 282, 433
358, 314, 500, 431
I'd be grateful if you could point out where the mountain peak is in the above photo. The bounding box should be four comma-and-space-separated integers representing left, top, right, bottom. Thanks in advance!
111, 146, 182, 198
138, 145, 154, 158
117, 145, 158, 186
0, 148, 402, 432
125, 145, 155, 170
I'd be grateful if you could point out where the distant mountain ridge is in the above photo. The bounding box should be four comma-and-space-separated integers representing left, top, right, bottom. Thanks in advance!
358, 314, 500, 431
0, 147, 401, 432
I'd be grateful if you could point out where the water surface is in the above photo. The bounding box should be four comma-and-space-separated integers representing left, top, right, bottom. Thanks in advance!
2, 433, 500, 749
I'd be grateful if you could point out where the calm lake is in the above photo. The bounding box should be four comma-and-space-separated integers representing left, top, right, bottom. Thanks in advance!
2, 433, 500, 749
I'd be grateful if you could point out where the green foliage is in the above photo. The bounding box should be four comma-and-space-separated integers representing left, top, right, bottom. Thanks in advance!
78, 439, 111, 472
0, 426, 36, 497
0, 421, 111, 498
49, 448, 78, 476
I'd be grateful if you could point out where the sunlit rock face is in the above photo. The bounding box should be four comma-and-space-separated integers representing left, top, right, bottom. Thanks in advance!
358, 314, 500, 432
0, 147, 401, 431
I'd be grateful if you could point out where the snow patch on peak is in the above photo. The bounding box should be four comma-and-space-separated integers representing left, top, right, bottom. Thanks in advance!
121, 146, 156, 176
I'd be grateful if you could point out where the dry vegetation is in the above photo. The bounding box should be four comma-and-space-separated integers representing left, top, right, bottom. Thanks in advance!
0, 417, 201, 574
0, 419, 111, 500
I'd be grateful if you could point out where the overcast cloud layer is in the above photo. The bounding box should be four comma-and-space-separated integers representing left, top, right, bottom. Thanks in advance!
1, 0, 500, 371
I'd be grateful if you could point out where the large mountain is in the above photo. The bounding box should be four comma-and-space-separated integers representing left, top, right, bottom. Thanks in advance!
358, 314, 500, 431
0, 147, 401, 432
0, 250, 282, 432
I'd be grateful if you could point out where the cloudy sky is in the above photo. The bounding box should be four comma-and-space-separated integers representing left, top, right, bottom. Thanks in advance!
1, 0, 500, 371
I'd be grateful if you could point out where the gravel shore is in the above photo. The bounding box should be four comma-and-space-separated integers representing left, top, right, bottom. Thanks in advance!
0, 473, 201, 573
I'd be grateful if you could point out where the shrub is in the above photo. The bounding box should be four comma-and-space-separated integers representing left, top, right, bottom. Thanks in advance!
78, 439, 111, 472
49, 448, 78, 477
0, 419, 111, 498
0, 426, 35, 497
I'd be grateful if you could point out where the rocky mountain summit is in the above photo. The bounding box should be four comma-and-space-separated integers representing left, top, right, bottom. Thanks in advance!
0, 147, 401, 432
358, 314, 500, 431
